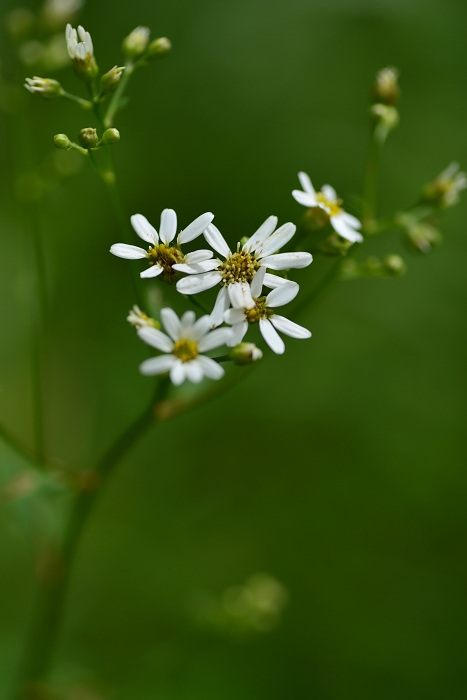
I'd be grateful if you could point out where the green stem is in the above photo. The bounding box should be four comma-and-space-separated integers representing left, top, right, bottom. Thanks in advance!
14, 378, 170, 698
104, 64, 134, 128
184, 294, 210, 315
362, 127, 382, 234
62, 92, 93, 110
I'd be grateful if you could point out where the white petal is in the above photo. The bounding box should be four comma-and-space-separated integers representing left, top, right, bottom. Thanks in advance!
67, 38, 76, 59
263, 273, 289, 289
197, 355, 225, 380
260, 252, 313, 270
270, 315, 311, 339
77, 25, 86, 41
198, 327, 233, 353
140, 265, 163, 279
210, 287, 230, 328
298, 171, 316, 197
176, 271, 222, 295
292, 190, 316, 207
250, 266, 266, 298
110, 243, 147, 259
159, 208, 177, 245
137, 326, 174, 353
139, 354, 176, 376
227, 321, 248, 347
266, 281, 299, 308
184, 359, 204, 383
256, 222, 296, 258
180, 310, 196, 332
259, 318, 285, 354
170, 359, 186, 385
342, 212, 362, 229
242, 216, 278, 253
190, 315, 212, 340
161, 308, 182, 341
204, 224, 230, 258
178, 212, 215, 244
131, 214, 158, 244
172, 260, 220, 274
322, 184, 337, 201
184, 249, 214, 264
224, 308, 246, 325
76, 43, 87, 60
331, 214, 363, 243
228, 282, 255, 310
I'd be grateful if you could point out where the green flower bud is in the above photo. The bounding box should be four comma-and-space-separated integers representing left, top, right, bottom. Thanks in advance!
371, 66, 400, 106
24, 76, 64, 99
78, 127, 98, 149
405, 221, 443, 254
100, 65, 125, 95
122, 26, 150, 60
371, 103, 399, 143
146, 37, 172, 61
420, 162, 467, 208
229, 343, 263, 365
100, 128, 120, 145
54, 133, 72, 150
383, 254, 407, 276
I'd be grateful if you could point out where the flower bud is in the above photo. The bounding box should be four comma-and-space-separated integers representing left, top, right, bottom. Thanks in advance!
146, 37, 172, 61
24, 76, 64, 99
78, 127, 98, 149
371, 103, 399, 142
420, 162, 467, 208
127, 305, 160, 330
54, 133, 72, 150
383, 254, 407, 276
100, 128, 120, 145
405, 221, 443, 254
372, 67, 400, 106
100, 65, 125, 94
229, 343, 263, 365
122, 26, 150, 60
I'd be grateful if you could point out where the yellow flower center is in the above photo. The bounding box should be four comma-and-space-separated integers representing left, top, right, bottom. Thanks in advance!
219, 250, 260, 286
316, 191, 343, 217
147, 244, 184, 284
245, 297, 273, 324
172, 339, 199, 362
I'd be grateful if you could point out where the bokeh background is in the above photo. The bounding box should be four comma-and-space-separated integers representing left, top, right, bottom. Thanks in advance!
1, 0, 467, 697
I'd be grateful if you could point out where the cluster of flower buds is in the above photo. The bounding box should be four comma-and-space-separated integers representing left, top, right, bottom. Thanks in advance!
54, 127, 120, 152
370, 67, 400, 143
122, 26, 172, 64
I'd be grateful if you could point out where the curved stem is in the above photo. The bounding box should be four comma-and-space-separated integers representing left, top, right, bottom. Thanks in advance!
362, 127, 382, 234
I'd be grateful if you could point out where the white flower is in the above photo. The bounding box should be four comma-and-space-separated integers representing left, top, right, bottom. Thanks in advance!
223, 267, 311, 355
43, 0, 83, 26
423, 162, 467, 207
24, 76, 63, 98
127, 305, 158, 330
176, 216, 312, 327
137, 309, 233, 385
66, 23, 93, 61
292, 172, 363, 243
110, 209, 217, 283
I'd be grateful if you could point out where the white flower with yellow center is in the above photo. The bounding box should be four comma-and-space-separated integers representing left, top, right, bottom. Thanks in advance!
176, 216, 312, 325
110, 209, 217, 284
137, 309, 232, 385
223, 267, 311, 354
66, 23, 93, 62
292, 172, 363, 243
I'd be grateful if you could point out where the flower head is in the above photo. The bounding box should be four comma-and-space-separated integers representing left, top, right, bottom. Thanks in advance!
127, 305, 160, 330
122, 26, 150, 60
24, 76, 64, 99
66, 23, 98, 79
110, 209, 216, 284
223, 267, 311, 354
421, 162, 467, 208
292, 172, 363, 243
137, 309, 232, 385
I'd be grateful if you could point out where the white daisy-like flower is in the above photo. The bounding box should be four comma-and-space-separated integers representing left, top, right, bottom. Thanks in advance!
292, 172, 363, 243
137, 308, 233, 385
176, 216, 313, 327
223, 267, 311, 355
66, 23, 93, 61
110, 209, 217, 284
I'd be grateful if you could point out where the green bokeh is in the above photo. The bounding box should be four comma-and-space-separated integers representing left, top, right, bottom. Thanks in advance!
1, 0, 466, 697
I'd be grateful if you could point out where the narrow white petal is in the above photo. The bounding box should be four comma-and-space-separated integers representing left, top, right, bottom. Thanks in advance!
209, 287, 230, 328
227, 321, 248, 347
242, 216, 278, 253
77, 25, 86, 41
184, 249, 214, 264
270, 315, 311, 339
140, 265, 163, 279
139, 355, 176, 376
322, 184, 337, 201
342, 212, 362, 229
159, 208, 177, 245
259, 318, 285, 354
250, 266, 266, 298
298, 171, 316, 197
190, 315, 212, 340
197, 355, 225, 380
331, 214, 363, 243
204, 224, 231, 258
180, 310, 196, 332
172, 260, 220, 274
228, 282, 255, 310
137, 326, 174, 353
161, 308, 182, 341
184, 359, 204, 383
178, 212, 215, 244
292, 190, 316, 207
170, 360, 186, 386
67, 38, 76, 59
263, 273, 289, 289
198, 327, 233, 353
131, 214, 158, 244
110, 243, 147, 259
176, 271, 222, 295
266, 281, 299, 308
260, 252, 313, 270
66, 24, 73, 40
76, 43, 87, 60
224, 308, 246, 325
256, 222, 296, 258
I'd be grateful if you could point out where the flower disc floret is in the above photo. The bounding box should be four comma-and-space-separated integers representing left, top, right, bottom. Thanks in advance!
147, 243, 184, 283
315, 191, 342, 217
219, 250, 260, 286
173, 338, 199, 362
245, 297, 272, 323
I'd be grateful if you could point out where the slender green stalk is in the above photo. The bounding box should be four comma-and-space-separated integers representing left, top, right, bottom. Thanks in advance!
104, 64, 134, 128
361, 127, 382, 234
62, 92, 93, 110
184, 294, 210, 315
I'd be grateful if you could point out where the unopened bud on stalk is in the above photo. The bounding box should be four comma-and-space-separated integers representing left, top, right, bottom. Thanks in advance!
100, 128, 120, 145
406, 221, 443, 254
127, 305, 160, 330
24, 76, 64, 99
229, 343, 263, 365
421, 162, 467, 208
372, 66, 400, 106
66, 23, 98, 81
54, 133, 72, 150
100, 65, 125, 94
78, 127, 98, 148
146, 37, 172, 60
383, 254, 407, 276
122, 26, 150, 60
371, 103, 399, 142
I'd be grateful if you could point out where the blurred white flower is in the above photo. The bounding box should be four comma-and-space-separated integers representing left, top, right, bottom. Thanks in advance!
422, 162, 467, 208
292, 171, 363, 243
66, 23, 93, 61
137, 309, 232, 385
127, 305, 159, 330
43, 0, 83, 27
224, 267, 311, 354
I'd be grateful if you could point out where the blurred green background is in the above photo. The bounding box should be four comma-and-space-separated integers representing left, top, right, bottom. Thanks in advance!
1, 0, 467, 697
